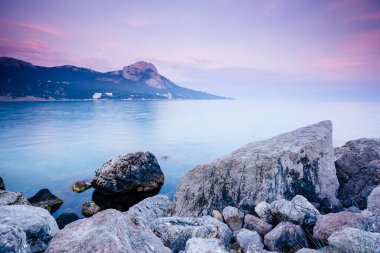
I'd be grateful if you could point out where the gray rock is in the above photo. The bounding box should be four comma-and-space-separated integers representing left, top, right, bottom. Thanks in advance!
45, 209, 171, 253
151, 216, 233, 253
0, 224, 30, 253
362, 185, 380, 232
212, 210, 224, 223
92, 151, 165, 195
173, 121, 340, 216
27, 189, 63, 213
334, 138, 380, 209
126, 195, 171, 227
0, 190, 30, 206
328, 227, 380, 253
344, 206, 362, 213
313, 211, 371, 243
0, 205, 59, 252
222, 206, 244, 231
0, 176, 4, 190
184, 238, 229, 253
71, 180, 91, 193
235, 228, 264, 253
81, 201, 103, 217
243, 214, 273, 237
255, 201, 274, 224
295, 249, 319, 253
55, 213, 80, 229
264, 222, 308, 253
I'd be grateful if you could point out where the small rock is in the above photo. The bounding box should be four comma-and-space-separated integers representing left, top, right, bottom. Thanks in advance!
0, 190, 30, 206
0, 224, 30, 253
328, 227, 380, 253
295, 249, 319, 253
27, 189, 63, 213
235, 228, 264, 253
55, 213, 80, 229
0, 205, 59, 252
264, 222, 308, 253
212, 210, 224, 223
313, 211, 371, 243
71, 180, 91, 193
222, 206, 244, 231
243, 214, 272, 237
184, 238, 229, 253
81, 201, 102, 217
0, 176, 4, 190
255, 201, 273, 224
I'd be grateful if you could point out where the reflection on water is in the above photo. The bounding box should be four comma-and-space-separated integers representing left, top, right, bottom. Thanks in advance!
0, 99, 379, 217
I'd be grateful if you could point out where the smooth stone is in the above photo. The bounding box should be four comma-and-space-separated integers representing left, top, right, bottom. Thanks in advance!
92, 151, 165, 195
255, 201, 274, 224
184, 238, 229, 253
212, 210, 224, 223
243, 214, 273, 237
81, 201, 103, 217
27, 188, 63, 213
45, 209, 171, 253
0, 190, 30, 206
172, 121, 340, 216
55, 213, 80, 229
222, 206, 244, 231
0, 176, 4, 190
0, 205, 59, 252
264, 222, 308, 253
0, 224, 30, 253
71, 180, 91, 193
235, 228, 264, 253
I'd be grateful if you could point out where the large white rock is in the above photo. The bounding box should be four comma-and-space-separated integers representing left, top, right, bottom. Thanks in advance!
173, 121, 340, 216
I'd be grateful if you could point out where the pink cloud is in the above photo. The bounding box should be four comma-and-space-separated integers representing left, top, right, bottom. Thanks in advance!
0, 18, 65, 37
350, 12, 380, 21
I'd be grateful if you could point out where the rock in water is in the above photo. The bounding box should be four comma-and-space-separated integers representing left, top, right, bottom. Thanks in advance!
92, 151, 165, 195
81, 201, 103, 217
71, 180, 91, 193
0, 224, 30, 253
0, 176, 4, 190
173, 121, 340, 216
0, 190, 30, 206
27, 189, 63, 213
55, 213, 80, 229
334, 138, 380, 209
0, 205, 59, 252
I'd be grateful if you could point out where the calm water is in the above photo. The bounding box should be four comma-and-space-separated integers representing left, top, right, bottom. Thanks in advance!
1, 99, 379, 217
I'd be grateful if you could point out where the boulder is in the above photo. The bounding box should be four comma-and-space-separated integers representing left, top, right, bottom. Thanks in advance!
81, 201, 102, 217
173, 121, 340, 216
0, 224, 30, 253
255, 201, 274, 224
243, 214, 273, 237
0, 190, 30, 206
71, 180, 91, 193
328, 227, 380, 253
0, 205, 59, 252
45, 209, 171, 253
362, 185, 380, 232
0, 176, 4, 190
334, 138, 380, 209
222, 206, 244, 231
264, 222, 308, 253
212, 210, 224, 223
27, 189, 63, 213
235, 228, 264, 253
184, 238, 229, 253
313, 211, 371, 243
91, 151, 164, 195
151, 216, 233, 253
55, 213, 80, 229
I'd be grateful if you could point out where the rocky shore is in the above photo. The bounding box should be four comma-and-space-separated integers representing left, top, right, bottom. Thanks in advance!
1, 121, 380, 253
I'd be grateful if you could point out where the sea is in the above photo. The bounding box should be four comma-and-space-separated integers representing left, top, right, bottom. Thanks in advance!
0, 99, 379, 217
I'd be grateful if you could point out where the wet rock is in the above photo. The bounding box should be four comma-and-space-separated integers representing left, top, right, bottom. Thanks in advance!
0, 176, 4, 190
264, 222, 308, 253
45, 209, 171, 253
71, 180, 91, 193
55, 213, 80, 229
235, 228, 264, 253
334, 138, 380, 209
255, 201, 274, 224
362, 185, 380, 232
0, 224, 30, 253
92, 151, 165, 195
81, 201, 102, 217
222, 206, 244, 231
328, 227, 380, 253
151, 216, 233, 253
0, 190, 30, 206
27, 188, 63, 213
184, 238, 229, 253
173, 121, 340, 216
243, 214, 273, 237
313, 211, 371, 243
0, 205, 59, 252
212, 210, 224, 223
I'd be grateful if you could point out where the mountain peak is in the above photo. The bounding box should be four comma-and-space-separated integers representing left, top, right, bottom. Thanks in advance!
128, 61, 158, 73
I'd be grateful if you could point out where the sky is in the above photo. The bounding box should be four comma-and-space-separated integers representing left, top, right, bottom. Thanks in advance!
0, 0, 380, 100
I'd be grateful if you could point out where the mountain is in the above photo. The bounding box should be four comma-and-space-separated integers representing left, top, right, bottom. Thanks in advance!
0, 57, 228, 101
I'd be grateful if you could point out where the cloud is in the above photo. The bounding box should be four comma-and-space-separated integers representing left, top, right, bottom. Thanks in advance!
0, 18, 65, 37
350, 12, 380, 21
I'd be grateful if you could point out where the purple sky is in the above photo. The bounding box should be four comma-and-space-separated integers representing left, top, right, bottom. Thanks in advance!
0, 0, 380, 100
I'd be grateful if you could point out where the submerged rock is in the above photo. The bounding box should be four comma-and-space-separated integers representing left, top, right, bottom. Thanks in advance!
81, 201, 103, 217
92, 151, 164, 195
243, 214, 273, 237
173, 121, 340, 216
55, 213, 80, 229
0, 224, 30, 253
0, 176, 4, 190
184, 238, 229, 253
27, 189, 63, 213
0, 205, 59, 252
45, 209, 171, 253
71, 180, 91, 193
222, 206, 244, 231
0, 190, 30, 206
334, 138, 380, 209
